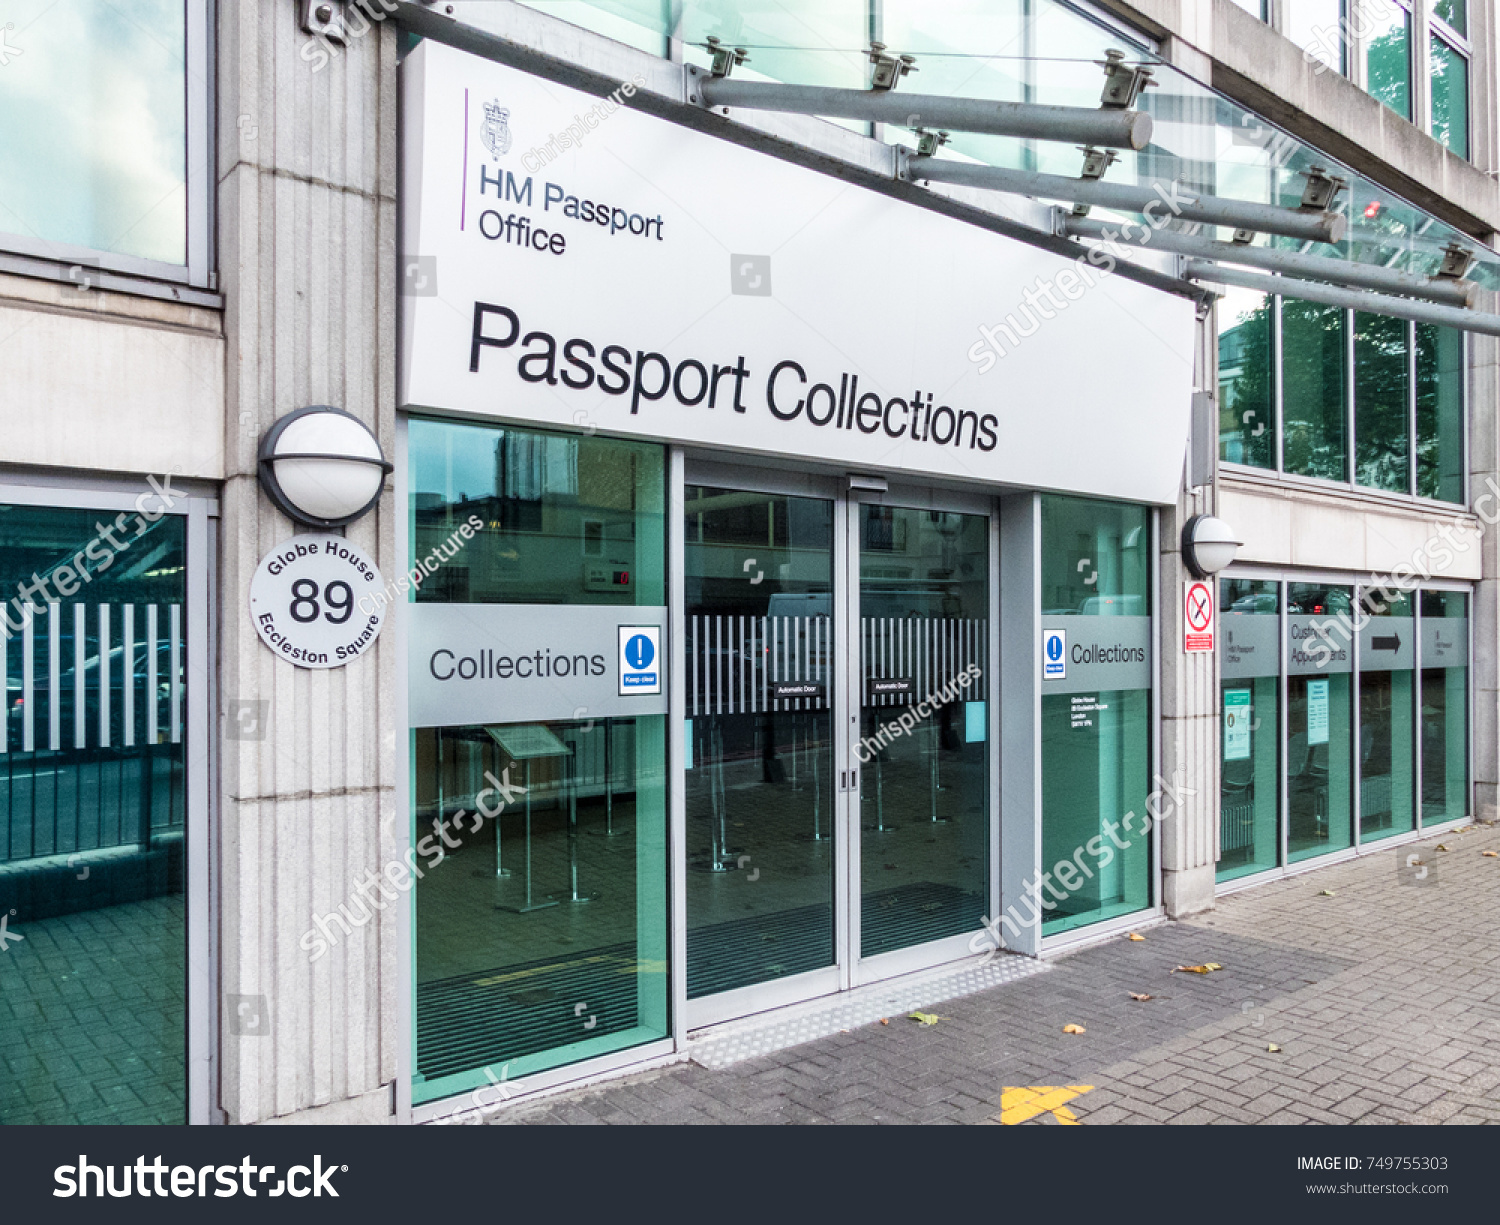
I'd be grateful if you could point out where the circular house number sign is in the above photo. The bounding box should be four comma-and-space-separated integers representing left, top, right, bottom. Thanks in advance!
249, 535, 386, 668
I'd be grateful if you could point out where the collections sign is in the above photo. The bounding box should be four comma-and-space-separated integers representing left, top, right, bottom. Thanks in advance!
249, 535, 385, 669
408, 603, 669, 727
1040, 616, 1151, 695
398, 43, 1195, 506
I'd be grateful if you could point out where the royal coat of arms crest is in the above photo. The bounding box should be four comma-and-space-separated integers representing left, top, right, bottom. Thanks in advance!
481, 101, 512, 159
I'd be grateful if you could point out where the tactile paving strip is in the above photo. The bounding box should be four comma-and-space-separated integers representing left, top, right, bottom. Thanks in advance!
687, 952, 1052, 1069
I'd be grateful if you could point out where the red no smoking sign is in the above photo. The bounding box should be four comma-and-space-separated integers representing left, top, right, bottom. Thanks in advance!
1184, 580, 1214, 652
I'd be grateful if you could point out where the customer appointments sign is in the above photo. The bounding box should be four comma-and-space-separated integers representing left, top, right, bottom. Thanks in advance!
398, 43, 1195, 506
250, 536, 386, 668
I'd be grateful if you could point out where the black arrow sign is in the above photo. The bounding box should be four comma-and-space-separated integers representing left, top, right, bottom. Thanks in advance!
1371, 633, 1402, 653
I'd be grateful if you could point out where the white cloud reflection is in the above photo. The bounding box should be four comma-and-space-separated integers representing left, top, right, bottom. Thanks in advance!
0, 0, 187, 265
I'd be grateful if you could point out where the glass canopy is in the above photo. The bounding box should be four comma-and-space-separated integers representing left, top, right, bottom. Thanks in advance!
505, 0, 1498, 290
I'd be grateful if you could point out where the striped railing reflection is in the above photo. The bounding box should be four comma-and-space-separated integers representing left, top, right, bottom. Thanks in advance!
862, 617, 987, 707
685, 614, 988, 716
1, 601, 186, 864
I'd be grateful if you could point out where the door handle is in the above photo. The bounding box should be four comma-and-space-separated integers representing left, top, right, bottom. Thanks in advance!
850, 768, 858, 792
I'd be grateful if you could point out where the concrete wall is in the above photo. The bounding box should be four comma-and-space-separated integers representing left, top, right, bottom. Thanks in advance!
0, 275, 224, 481
216, 0, 400, 1124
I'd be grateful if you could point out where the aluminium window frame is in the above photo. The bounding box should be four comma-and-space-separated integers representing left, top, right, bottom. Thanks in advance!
1220, 295, 1470, 512
1214, 564, 1473, 899
0, 0, 216, 304
1424, 1, 1471, 159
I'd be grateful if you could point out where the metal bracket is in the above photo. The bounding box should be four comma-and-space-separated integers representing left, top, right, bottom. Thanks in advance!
1299, 165, 1346, 212
914, 128, 949, 158
1231, 228, 1255, 245
1437, 241, 1476, 281
868, 42, 917, 91
300, 0, 346, 44
1070, 146, 1118, 217
1099, 49, 1154, 110
704, 36, 748, 79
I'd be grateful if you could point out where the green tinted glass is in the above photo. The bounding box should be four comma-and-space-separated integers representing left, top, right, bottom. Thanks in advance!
0, 503, 188, 1123
1219, 578, 1280, 881
1219, 288, 1275, 469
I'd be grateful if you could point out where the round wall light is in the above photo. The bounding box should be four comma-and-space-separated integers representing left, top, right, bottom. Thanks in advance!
258, 406, 392, 529
1181, 514, 1242, 578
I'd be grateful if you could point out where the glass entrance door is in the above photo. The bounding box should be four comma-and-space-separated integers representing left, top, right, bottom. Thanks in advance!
683, 472, 992, 1018
854, 503, 990, 963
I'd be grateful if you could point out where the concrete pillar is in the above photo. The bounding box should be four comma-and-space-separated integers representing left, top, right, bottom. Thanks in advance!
1160, 307, 1220, 917
216, 0, 399, 1123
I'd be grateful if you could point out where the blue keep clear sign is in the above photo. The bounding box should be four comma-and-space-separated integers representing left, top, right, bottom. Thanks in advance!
619, 625, 662, 696
1043, 628, 1067, 680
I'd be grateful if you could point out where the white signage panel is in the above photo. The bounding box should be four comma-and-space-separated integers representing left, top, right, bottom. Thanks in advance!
1040, 616, 1151, 696
408, 603, 669, 727
399, 42, 1196, 506
249, 535, 386, 669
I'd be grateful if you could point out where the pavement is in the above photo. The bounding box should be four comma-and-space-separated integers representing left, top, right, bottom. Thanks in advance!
491, 821, 1500, 1125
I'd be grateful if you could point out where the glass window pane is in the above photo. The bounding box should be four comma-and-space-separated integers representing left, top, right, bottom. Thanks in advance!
408, 421, 669, 1102
1219, 578, 1280, 881
680, 0, 869, 91
1363, 0, 1411, 119
0, 1, 187, 265
516, 2, 670, 54
1432, 0, 1466, 37
1416, 324, 1465, 502
1287, 583, 1354, 861
1420, 590, 1467, 824
1354, 312, 1410, 492
1040, 497, 1152, 935
1219, 288, 1275, 468
858, 507, 989, 957
1282, 299, 1348, 481
410, 419, 666, 606
1041, 497, 1150, 615
1285, 0, 1345, 75
413, 716, 668, 1097
683, 486, 836, 996
1226, 0, 1268, 17
1430, 36, 1469, 158
0, 504, 188, 1123
1357, 588, 1415, 842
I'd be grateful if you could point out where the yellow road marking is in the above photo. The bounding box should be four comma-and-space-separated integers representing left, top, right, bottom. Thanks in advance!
998, 1085, 1094, 1125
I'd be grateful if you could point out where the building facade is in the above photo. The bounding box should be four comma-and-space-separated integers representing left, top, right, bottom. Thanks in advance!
0, 0, 1491, 1124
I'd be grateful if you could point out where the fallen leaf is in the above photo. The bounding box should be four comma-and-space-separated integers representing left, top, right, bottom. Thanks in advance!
1482, 851, 1499, 859
908, 1011, 944, 1027
1126, 932, 1146, 942
1267, 1043, 1282, 1053
1128, 992, 1153, 1002
1319, 889, 1337, 896
879, 1018, 889, 1026
1436, 844, 1451, 852
1171, 962, 1223, 975
1062, 1023, 1087, 1035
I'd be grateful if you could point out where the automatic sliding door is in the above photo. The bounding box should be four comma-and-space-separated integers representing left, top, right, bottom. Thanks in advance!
684, 486, 836, 998
857, 505, 989, 958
